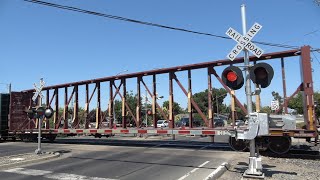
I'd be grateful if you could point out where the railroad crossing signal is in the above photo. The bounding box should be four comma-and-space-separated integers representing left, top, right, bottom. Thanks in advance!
222, 63, 274, 90
32, 78, 45, 102
250, 63, 274, 88
25, 107, 36, 119
221, 66, 244, 90
226, 22, 264, 61
25, 106, 54, 119
223, 22, 274, 90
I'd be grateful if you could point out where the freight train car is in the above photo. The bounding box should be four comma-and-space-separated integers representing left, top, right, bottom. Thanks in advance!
1, 47, 319, 155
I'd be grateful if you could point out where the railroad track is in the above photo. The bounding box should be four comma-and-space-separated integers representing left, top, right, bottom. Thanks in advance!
261, 149, 320, 160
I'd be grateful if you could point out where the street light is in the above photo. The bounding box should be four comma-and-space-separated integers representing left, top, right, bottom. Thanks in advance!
113, 70, 128, 125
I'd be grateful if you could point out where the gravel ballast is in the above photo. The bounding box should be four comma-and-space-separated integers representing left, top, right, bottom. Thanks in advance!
219, 151, 320, 180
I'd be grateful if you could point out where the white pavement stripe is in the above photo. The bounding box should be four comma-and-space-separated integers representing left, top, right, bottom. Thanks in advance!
177, 161, 210, 180
199, 145, 210, 150
44, 173, 116, 180
3, 168, 118, 180
4, 168, 51, 176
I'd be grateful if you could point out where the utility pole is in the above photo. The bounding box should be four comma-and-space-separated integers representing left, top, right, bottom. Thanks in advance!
224, 5, 266, 178
145, 90, 148, 127
113, 100, 116, 125
36, 95, 43, 154
241, 4, 263, 178
215, 94, 219, 118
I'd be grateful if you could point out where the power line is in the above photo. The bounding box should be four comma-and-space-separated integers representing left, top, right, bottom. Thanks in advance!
264, 29, 319, 52
312, 48, 320, 53
24, 0, 229, 39
312, 51, 320, 66
24, 0, 302, 50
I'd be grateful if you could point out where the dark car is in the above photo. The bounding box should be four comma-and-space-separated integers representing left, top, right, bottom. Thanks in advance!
176, 118, 189, 127
176, 118, 202, 127
214, 117, 225, 127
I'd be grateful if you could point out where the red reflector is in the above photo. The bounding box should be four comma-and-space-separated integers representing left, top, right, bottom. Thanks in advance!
227, 71, 237, 82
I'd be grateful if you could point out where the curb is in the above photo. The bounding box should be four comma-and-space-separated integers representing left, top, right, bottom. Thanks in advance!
0, 152, 61, 170
204, 162, 230, 180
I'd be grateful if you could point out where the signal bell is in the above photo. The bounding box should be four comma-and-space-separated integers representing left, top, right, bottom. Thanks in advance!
222, 66, 244, 90
250, 62, 274, 88
44, 107, 54, 119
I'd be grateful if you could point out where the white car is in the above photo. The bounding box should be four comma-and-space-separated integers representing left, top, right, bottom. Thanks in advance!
157, 120, 168, 128
230, 120, 245, 126
235, 120, 245, 126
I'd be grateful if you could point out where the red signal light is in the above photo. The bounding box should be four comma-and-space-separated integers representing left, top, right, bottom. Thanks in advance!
221, 66, 244, 90
226, 71, 238, 82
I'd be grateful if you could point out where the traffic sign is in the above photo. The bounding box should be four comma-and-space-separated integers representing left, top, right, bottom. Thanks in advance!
226, 23, 264, 61
271, 100, 279, 111
32, 78, 45, 102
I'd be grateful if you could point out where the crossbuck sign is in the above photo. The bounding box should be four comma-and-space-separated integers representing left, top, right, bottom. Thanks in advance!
32, 78, 45, 102
226, 23, 264, 61
271, 100, 279, 111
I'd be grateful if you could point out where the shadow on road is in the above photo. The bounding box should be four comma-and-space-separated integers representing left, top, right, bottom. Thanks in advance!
69, 155, 218, 170
42, 138, 233, 152
229, 161, 297, 178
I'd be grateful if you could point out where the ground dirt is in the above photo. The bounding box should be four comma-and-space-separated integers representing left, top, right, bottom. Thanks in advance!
220, 150, 320, 180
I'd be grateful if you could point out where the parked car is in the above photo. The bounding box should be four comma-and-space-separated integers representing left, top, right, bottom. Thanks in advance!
89, 121, 109, 128
157, 120, 168, 128
214, 117, 225, 127
176, 118, 189, 127
175, 118, 202, 127
235, 120, 245, 126
231, 120, 245, 126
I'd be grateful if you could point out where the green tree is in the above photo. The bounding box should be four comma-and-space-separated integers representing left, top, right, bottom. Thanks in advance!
288, 92, 303, 114
272, 91, 283, 104
220, 104, 231, 114
235, 107, 246, 120
314, 92, 320, 117
287, 91, 320, 117
162, 101, 183, 115
260, 106, 271, 114
244, 102, 257, 112
114, 91, 138, 125
192, 88, 228, 115
87, 109, 96, 122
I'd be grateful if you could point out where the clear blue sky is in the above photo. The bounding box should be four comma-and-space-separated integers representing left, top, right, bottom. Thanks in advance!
1, 0, 320, 109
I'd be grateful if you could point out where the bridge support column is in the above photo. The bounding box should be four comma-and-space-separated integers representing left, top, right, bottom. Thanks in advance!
122, 79, 127, 128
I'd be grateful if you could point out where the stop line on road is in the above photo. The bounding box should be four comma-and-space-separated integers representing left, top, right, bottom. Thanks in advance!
3, 168, 117, 180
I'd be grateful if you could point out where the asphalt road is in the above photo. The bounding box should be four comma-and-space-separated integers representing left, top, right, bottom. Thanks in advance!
0, 134, 230, 156
0, 135, 236, 180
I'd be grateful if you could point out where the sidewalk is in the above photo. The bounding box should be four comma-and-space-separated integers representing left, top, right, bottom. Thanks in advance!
0, 152, 60, 170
